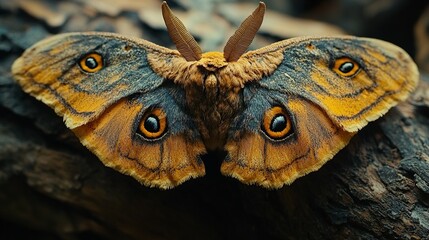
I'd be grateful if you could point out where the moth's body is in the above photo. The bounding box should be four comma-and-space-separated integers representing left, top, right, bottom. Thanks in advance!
182, 51, 239, 151
12, 2, 419, 189
150, 48, 282, 151
185, 79, 240, 151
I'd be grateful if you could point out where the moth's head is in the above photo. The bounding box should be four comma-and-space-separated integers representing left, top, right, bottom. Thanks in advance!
162, 1, 265, 63
197, 52, 228, 71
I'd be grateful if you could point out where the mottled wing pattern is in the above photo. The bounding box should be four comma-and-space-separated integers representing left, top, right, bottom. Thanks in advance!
12, 33, 206, 189
13, 32, 170, 128
73, 85, 206, 188
257, 37, 419, 131
222, 36, 419, 188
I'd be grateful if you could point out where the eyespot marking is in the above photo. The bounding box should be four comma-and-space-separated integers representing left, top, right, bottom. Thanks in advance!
138, 108, 168, 140
333, 57, 360, 77
79, 53, 103, 73
262, 106, 294, 141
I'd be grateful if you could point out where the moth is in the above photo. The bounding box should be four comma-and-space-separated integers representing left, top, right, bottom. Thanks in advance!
12, 2, 419, 189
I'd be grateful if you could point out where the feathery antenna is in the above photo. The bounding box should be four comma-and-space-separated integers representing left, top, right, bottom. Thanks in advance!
162, 1, 202, 61
223, 2, 266, 62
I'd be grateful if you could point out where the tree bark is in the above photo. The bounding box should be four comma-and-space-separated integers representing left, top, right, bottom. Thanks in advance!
1, 1, 429, 240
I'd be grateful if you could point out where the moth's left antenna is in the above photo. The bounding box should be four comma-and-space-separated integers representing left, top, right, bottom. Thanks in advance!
162, 1, 202, 61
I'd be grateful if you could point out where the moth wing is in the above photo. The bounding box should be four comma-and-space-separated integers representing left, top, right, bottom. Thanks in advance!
74, 86, 206, 189
12, 32, 176, 129
222, 36, 419, 188
12, 33, 206, 188
244, 36, 419, 132
221, 88, 355, 188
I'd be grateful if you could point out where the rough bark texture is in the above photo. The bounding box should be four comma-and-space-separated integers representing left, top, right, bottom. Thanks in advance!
1, 1, 429, 239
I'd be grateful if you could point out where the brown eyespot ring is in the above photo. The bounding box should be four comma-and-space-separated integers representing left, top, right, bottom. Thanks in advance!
138, 108, 167, 140
333, 57, 360, 77
79, 53, 103, 73
262, 106, 293, 140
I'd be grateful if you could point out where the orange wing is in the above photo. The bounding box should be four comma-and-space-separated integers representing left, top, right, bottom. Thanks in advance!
12, 33, 206, 189
222, 95, 354, 188
223, 36, 418, 188
74, 93, 206, 188
243, 36, 419, 131
12, 32, 178, 128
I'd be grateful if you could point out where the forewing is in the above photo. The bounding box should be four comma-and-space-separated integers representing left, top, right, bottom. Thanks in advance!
12, 32, 178, 129
253, 36, 419, 132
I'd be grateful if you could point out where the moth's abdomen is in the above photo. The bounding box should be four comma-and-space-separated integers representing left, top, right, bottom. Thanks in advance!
183, 82, 242, 151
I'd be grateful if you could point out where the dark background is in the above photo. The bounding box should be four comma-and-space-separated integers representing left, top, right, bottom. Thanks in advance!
0, 0, 428, 239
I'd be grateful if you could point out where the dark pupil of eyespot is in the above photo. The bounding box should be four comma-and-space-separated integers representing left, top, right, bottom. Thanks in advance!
270, 115, 287, 132
85, 57, 98, 69
339, 62, 354, 73
144, 115, 160, 133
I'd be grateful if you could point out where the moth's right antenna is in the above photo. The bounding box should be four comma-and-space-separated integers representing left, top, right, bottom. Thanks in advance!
223, 2, 266, 62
